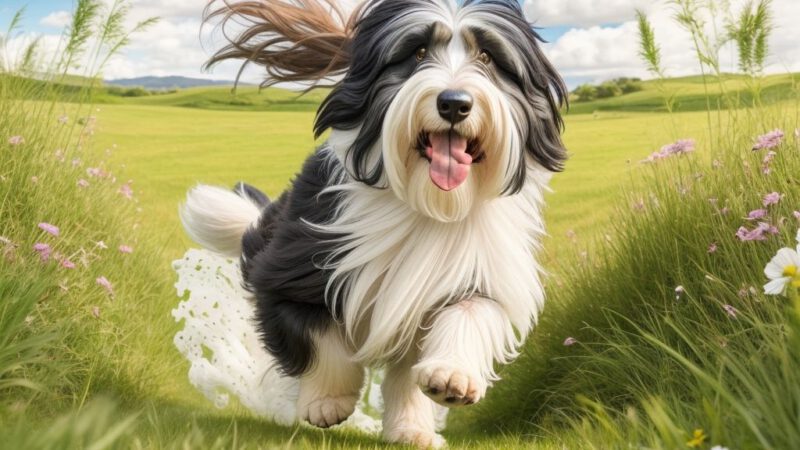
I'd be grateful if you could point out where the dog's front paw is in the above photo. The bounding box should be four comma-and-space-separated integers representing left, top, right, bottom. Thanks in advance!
297, 395, 357, 428
384, 427, 446, 449
412, 361, 486, 407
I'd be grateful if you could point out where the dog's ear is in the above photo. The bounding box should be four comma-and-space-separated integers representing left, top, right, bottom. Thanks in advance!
204, 0, 363, 88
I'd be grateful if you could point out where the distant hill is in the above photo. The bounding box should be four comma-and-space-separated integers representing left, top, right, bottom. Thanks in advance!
106, 76, 252, 90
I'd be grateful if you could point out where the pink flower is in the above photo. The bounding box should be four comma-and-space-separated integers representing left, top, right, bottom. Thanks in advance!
794, 211, 800, 221
643, 139, 696, 163
119, 180, 134, 200
33, 243, 52, 262
747, 209, 768, 220
763, 192, 782, 207
86, 167, 103, 178
61, 259, 76, 269
736, 222, 779, 241
753, 129, 784, 150
8, 135, 24, 146
77, 179, 89, 188
708, 243, 718, 254
96, 276, 114, 297
563, 337, 578, 346
118, 245, 133, 254
723, 304, 738, 318
38, 222, 60, 236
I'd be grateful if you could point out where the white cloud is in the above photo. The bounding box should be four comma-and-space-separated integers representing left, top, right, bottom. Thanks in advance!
533, 0, 800, 85
525, 0, 656, 27
40, 10, 72, 28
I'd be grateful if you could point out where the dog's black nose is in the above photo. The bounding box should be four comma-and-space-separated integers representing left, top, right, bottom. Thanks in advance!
437, 90, 473, 124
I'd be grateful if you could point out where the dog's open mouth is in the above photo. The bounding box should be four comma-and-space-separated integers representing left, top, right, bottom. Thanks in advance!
416, 131, 484, 191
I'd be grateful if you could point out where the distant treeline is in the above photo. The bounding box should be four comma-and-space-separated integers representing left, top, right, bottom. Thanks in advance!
571, 78, 643, 102
105, 86, 179, 97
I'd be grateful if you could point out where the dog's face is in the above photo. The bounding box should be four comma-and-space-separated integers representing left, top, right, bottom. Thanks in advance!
318, 0, 567, 222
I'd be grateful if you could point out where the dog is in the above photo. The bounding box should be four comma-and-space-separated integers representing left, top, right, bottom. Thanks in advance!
181, 0, 566, 447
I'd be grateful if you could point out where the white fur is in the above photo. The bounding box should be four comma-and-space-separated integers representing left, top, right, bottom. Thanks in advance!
180, 185, 262, 257
296, 327, 365, 428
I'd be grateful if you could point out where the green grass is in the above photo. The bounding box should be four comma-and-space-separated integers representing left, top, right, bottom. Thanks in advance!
5, 89, 799, 449
4, 4, 800, 446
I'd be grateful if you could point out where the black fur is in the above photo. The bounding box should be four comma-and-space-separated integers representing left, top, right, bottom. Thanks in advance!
239, 149, 345, 377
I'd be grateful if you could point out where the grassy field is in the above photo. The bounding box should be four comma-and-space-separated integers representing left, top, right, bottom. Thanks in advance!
3, 5, 800, 444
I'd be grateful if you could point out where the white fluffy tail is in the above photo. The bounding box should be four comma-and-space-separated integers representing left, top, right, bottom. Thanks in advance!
180, 185, 262, 257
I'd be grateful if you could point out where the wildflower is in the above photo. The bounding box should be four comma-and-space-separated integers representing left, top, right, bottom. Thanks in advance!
96, 276, 115, 297
61, 259, 76, 269
764, 230, 800, 295
563, 337, 577, 346
708, 243, 718, 254
8, 135, 24, 146
794, 211, 800, 221
686, 429, 707, 448
54, 149, 65, 162
118, 245, 133, 254
643, 139, 696, 162
77, 179, 89, 188
712, 159, 722, 169
763, 192, 782, 207
753, 129, 784, 150
33, 243, 52, 262
675, 285, 686, 300
95, 241, 108, 250
119, 180, 134, 199
633, 199, 645, 211
723, 304, 738, 318
38, 222, 60, 236
58, 115, 68, 125
739, 285, 758, 298
86, 167, 104, 178
747, 209, 767, 220
719, 207, 731, 216
91, 306, 101, 318
31, 176, 38, 184
710, 446, 729, 450
737, 222, 779, 242
72, 158, 81, 167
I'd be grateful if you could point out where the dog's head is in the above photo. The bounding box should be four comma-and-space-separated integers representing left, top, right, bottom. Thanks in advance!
207, 0, 567, 222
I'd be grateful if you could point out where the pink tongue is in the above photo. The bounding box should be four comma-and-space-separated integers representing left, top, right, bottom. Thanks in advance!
426, 132, 472, 191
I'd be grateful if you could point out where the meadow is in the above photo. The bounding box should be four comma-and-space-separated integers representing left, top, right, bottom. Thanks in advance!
3, 1, 800, 448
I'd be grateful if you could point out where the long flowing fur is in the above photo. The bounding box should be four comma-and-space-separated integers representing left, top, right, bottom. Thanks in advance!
204, 0, 362, 87
189, 1, 568, 445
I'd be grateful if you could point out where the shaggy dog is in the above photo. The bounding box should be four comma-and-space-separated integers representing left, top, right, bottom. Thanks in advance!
181, 0, 566, 447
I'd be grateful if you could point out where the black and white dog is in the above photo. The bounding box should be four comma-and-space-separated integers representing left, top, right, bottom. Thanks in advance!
182, 0, 566, 447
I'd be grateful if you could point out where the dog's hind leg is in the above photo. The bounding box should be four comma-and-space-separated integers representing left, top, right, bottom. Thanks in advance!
296, 326, 364, 428
412, 297, 518, 408
382, 351, 446, 449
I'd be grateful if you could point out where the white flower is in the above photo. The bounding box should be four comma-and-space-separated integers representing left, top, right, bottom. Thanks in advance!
764, 230, 800, 295
710, 446, 729, 450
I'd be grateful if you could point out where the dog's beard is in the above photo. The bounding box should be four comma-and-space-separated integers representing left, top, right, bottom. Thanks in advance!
382, 68, 521, 222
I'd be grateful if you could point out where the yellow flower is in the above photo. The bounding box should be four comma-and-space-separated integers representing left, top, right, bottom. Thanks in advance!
687, 429, 706, 448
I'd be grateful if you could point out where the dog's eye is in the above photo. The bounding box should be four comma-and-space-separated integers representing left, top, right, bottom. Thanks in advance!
478, 50, 492, 65
415, 47, 427, 62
